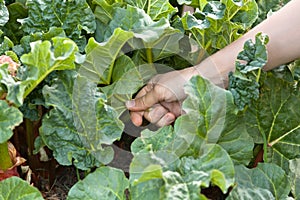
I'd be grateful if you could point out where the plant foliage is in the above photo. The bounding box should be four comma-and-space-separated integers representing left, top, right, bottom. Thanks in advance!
0, 0, 299, 199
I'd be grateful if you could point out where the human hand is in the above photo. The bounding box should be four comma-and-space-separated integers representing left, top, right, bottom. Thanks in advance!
126, 68, 196, 127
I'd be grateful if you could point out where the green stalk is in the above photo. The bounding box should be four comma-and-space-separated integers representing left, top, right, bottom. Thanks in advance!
261, 130, 268, 163
146, 48, 153, 64
0, 142, 13, 171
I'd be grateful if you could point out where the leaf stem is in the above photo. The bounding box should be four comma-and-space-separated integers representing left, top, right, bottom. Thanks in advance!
261, 130, 268, 162
269, 124, 300, 146
146, 48, 153, 64
76, 167, 81, 181
0, 142, 13, 171
147, 0, 151, 15
23, 61, 64, 100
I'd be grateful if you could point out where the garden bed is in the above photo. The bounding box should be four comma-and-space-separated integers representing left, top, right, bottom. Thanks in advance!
0, 0, 299, 199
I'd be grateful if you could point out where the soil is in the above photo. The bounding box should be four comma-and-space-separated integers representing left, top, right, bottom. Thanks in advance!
38, 166, 81, 200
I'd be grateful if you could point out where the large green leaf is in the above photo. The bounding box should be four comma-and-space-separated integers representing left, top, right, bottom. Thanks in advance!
72, 75, 124, 164
182, 75, 254, 165
78, 29, 134, 84
39, 71, 124, 170
0, 100, 23, 143
0, 176, 43, 200
228, 164, 290, 200
106, 5, 171, 43
0, 37, 78, 107
0, 0, 9, 26
125, 0, 178, 21
94, 3, 173, 43
101, 55, 143, 115
67, 166, 129, 200
19, 0, 96, 50
245, 73, 300, 163
289, 158, 300, 200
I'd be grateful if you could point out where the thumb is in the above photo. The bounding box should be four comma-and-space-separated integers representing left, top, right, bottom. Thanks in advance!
126, 89, 160, 111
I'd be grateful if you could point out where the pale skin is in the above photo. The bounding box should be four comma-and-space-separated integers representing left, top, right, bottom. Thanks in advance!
126, 0, 300, 127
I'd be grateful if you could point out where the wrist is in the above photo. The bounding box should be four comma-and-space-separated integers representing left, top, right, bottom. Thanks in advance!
192, 57, 230, 88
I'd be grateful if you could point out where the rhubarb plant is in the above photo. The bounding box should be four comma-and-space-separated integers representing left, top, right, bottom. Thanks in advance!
0, 0, 299, 199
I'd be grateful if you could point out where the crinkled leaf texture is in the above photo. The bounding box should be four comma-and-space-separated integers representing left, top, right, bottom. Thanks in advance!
129, 144, 235, 199
0, 100, 23, 143
19, 0, 96, 49
67, 166, 128, 200
39, 71, 124, 170
245, 72, 300, 170
0, 0, 9, 26
0, 176, 43, 200
178, 0, 258, 54
0, 37, 78, 107
228, 163, 290, 200
124, 0, 178, 21
228, 33, 269, 110
132, 76, 253, 165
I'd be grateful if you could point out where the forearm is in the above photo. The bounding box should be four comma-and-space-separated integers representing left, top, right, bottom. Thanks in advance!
193, 0, 300, 87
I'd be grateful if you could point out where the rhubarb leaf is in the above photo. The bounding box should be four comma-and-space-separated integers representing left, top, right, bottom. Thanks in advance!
125, 0, 177, 21
182, 76, 254, 165
19, 0, 96, 50
289, 158, 300, 200
0, 100, 23, 143
0, 0, 9, 26
40, 71, 124, 170
228, 164, 290, 200
245, 72, 300, 163
78, 29, 134, 85
0, 37, 78, 107
0, 176, 43, 200
67, 166, 128, 200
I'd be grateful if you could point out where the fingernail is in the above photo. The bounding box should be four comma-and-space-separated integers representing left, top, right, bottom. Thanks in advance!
126, 100, 135, 108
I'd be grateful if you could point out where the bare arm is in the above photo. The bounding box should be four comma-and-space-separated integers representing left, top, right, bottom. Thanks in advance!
193, 0, 300, 87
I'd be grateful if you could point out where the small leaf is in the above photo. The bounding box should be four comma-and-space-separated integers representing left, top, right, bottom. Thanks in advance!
0, 176, 43, 200
180, 144, 235, 194
228, 33, 269, 110
67, 166, 129, 200
0, 100, 23, 143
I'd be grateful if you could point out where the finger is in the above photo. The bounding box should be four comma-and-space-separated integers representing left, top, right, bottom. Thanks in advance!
143, 104, 169, 124
160, 101, 184, 117
126, 85, 160, 112
130, 111, 144, 127
155, 112, 176, 127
